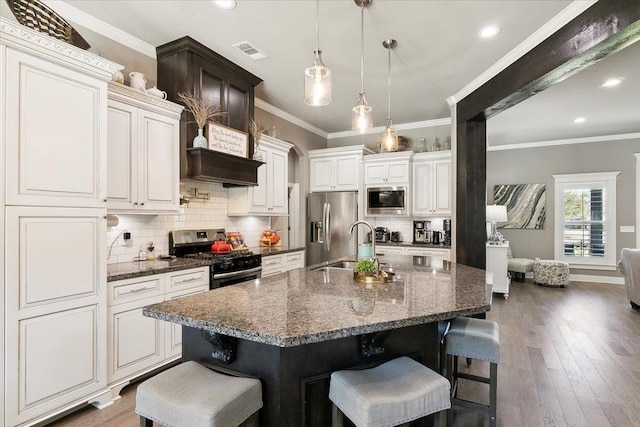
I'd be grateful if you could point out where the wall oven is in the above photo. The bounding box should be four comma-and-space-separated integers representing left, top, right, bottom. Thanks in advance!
366, 186, 408, 215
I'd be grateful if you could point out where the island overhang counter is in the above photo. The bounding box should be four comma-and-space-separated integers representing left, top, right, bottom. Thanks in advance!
143, 255, 492, 426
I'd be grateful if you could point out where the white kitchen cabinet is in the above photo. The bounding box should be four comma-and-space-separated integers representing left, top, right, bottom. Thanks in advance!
228, 136, 292, 216
107, 295, 166, 384
4, 206, 108, 426
107, 82, 183, 214
164, 268, 209, 358
309, 145, 373, 192
2, 20, 119, 425
486, 243, 510, 299
375, 246, 404, 256
364, 151, 413, 186
412, 151, 452, 216
261, 250, 306, 277
106, 267, 208, 397
375, 245, 450, 261
4, 46, 108, 208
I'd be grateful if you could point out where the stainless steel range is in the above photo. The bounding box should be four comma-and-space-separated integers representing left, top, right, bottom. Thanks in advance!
169, 229, 262, 289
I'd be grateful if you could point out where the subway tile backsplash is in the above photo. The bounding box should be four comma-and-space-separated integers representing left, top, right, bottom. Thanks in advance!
106, 180, 270, 264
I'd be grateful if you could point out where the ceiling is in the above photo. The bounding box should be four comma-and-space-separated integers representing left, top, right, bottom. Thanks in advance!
45, 0, 576, 133
488, 37, 640, 146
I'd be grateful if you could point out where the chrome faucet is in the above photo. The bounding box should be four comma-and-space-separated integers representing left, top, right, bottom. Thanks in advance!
348, 220, 378, 275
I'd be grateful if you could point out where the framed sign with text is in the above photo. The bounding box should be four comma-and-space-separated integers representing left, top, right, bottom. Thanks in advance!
206, 122, 249, 158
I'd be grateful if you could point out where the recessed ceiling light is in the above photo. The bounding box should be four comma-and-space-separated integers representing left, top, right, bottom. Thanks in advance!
601, 78, 623, 87
573, 117, 587, 124
213, 0, 236, 10
479, 26, 501, 38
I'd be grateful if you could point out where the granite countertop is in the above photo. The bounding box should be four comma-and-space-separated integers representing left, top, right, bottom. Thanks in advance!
144, 254, 491, 348
250, 245, 305, 256
377, 242, 451, 249
107, 258, 212, 282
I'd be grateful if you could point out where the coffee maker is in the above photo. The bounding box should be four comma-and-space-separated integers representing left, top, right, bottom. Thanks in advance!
443, 219, 452, 245
413, 221, 431, 243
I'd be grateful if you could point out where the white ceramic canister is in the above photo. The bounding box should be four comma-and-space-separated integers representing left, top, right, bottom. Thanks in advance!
147, 86, 167, 99
129, 72, 147, 92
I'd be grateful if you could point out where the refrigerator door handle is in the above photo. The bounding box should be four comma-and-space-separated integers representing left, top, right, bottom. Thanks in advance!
324, 202, 331, 252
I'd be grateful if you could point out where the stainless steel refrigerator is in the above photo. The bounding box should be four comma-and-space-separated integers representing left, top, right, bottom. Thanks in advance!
307, 191, 358, 266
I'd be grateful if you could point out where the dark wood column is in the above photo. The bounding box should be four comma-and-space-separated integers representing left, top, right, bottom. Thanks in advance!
456, 0, 640, 268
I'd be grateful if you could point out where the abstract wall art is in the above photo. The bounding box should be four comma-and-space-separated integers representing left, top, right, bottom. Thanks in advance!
494, 183, 546, 229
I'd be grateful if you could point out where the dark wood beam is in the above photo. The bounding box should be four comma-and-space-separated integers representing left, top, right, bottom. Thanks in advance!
456, 1, 640, 269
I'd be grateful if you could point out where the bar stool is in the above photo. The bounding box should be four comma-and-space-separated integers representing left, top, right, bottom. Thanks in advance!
444, 317, 500, 427
329, 356, 450, 427
135, 361, 262, 427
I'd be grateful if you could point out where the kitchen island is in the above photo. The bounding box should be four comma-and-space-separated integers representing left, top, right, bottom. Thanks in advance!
144, 255, 491, 426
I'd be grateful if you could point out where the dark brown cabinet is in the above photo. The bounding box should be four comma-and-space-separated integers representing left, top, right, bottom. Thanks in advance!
156, 36, 263, 185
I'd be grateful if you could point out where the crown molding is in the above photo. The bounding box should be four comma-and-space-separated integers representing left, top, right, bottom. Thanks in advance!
255, 98, 328, 139
327, 118, 451, 140
0, 17, 122, 78
40, 0, 157, 58
447, 0, 597, 105
488, 132, 640, 151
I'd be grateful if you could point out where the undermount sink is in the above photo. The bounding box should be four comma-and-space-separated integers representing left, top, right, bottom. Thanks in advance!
312, 260, 395, 275
311, 260, 358, 272
327, 260, 359, 270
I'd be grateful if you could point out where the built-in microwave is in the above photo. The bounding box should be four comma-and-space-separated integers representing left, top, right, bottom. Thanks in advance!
366, 186, 408, 215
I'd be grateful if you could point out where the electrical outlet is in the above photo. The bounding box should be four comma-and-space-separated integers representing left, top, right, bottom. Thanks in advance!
620, 226, 635, 233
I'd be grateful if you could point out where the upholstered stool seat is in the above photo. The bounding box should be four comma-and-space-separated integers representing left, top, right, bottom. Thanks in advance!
444, 317, 500, 427
506, 247, 535, 282
136, 361, 262, 427
533, 260, 570, 287
329, 356, 450, 427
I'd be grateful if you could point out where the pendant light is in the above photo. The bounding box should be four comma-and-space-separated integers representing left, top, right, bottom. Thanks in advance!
304, 0, 331, 106
352, 0, 372, 133
380, 38, 398, 151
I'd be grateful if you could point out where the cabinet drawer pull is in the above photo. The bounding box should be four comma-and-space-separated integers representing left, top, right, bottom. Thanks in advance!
124, 286, 152, 294
176, 276, 200, 283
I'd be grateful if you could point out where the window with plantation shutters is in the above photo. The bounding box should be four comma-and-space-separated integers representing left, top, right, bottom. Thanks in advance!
553, 172, 620, 269
563, 188, 605, 257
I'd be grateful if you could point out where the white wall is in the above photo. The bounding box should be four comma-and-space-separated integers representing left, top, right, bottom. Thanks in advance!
328, 124, 451, 153
487, 137, 638, 278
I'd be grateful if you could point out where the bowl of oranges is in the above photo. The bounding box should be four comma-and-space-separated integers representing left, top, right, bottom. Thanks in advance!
260, 229, 281, 247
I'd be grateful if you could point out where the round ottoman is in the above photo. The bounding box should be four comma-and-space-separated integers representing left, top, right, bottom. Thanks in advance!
533, 260, 570, 287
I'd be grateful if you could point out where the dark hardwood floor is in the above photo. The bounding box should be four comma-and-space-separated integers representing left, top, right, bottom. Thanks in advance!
47, 279, 640, 427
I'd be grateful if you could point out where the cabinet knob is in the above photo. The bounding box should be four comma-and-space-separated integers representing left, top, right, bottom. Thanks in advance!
140, 202, 145, 206
103, 198, 107, 203
134, 202, 138, 206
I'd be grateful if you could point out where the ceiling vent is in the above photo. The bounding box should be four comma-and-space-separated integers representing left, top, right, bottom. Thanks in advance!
232, 41, 268, 60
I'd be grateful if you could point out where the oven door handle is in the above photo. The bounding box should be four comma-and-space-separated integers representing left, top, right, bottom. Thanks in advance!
212, 266, 263, 280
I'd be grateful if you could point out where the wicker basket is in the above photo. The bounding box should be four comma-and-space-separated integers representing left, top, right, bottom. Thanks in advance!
6, 0, 91, 50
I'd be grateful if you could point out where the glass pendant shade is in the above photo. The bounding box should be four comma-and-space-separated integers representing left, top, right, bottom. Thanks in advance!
381, 119, 398, 151
352, 0, 372, 133
352, 93, 373, 133
380, 38, 398, 152
304, 50, 331, 106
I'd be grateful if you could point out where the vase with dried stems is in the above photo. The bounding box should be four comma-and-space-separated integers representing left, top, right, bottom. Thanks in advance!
249, 118, 268, 161
177, 92, 227, 149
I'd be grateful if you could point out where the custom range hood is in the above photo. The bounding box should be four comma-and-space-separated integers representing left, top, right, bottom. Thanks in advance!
157, 36, 263, 186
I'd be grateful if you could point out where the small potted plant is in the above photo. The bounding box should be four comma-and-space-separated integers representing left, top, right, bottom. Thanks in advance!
353, 259, 377, 281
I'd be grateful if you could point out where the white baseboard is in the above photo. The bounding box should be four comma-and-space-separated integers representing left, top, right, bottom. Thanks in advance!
569, 274, 624, 285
